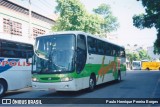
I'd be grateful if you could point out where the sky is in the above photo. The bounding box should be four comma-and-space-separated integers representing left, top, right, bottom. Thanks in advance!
11, 0, 157, 47
80, 0, 157, 47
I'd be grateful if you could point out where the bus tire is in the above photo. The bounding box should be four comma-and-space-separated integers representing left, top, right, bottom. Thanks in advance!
159, 67, 160, 71
116, 70, 121, 82
146, 68, 150, 70
0, 80, 7, 97
88, 75, 96, 92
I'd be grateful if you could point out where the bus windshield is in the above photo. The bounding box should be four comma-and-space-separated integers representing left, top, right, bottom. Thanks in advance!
34, 34, 75, 74
133, 62, 140, 67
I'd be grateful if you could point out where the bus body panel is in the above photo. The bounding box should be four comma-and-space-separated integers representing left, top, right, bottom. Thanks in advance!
0, 35, 34, 96
0, 58, 32, 90
132, 61, 141, 70
142, 62, 160, 70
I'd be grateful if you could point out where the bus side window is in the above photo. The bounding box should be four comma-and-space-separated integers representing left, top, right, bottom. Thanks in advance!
97, 40, 105, 55
119, 47, 125, 57
1, 40, 33, 59
87, 36, 97, 54
1, 41, 16, 58
117, 47, 120, 57
112, 45, 119, 57
105, 43, 112, 56
76, 34, 87, 73
112, 48, 116, 56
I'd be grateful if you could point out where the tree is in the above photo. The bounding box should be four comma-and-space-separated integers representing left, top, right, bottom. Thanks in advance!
139, 49, 151, 60
53, 0, 86, 31
126, 52, 134, 63
133, 0, 160, 54
83, 14, 103, 34
126, 52, 140, 63
53, 0, 103, 34
93, 3, 119, 36
126, 49, 151, 64
53, 1, 118, 36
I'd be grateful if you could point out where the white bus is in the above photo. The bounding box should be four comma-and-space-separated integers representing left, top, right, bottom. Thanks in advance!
32, 31, 126, 91
132, 61, 141, 70
0, 34, 34, 97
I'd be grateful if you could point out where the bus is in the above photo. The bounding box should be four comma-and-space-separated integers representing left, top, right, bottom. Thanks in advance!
132, 61, 141, 70
0, 34, 34, 97
32, 31, 126, 91
141, 61, 160, 70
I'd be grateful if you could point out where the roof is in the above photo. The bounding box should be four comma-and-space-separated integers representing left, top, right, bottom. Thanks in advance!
0, 0, 56, 23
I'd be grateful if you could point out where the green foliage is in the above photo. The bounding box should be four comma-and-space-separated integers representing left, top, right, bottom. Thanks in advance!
93, 3, 119, 34
53, 1, 119, 36
126, 49, 151, 63
126, 52, 140, 63
139, 49, 151, 60
133, 0, 160, 54
93, 3, 111, 17
83, 14, 103, 34
53, 0, 86, 31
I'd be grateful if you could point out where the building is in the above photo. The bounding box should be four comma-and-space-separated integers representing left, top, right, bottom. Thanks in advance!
0, 0, 56, 40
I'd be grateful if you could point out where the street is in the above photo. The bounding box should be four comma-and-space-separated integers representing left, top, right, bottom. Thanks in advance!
3, 70, 160, 99
4, 71, 160, 98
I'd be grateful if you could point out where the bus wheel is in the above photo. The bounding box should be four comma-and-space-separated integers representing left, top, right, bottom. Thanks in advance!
116, 70, 121, 82
117, 70, 121, 81
0, 80, 7, 97
88, 75, 96, 92
159, 68, 160, 71
146, 68, 150, 70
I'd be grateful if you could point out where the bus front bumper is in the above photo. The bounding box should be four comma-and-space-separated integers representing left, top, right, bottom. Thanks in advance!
32, 80, 78, 91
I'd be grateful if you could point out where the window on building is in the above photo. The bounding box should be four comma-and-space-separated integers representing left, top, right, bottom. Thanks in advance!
3, 18, 22, 36
33, 27, 45, 37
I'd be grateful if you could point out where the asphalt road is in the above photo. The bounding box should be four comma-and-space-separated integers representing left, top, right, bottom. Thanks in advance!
2, 70, 160, 106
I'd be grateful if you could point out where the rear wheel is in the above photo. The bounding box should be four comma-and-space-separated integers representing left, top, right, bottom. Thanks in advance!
88, 75, 96, 92
146, 68, 150, 70
0, 80, 7, 97
116, 70, 121, 82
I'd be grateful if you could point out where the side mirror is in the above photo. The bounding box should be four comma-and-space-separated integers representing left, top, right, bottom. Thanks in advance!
26, 54, 32, 64
26, 57, 32, 64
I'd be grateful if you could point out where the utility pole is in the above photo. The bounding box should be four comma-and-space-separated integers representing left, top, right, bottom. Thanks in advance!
28, 0, 32, 38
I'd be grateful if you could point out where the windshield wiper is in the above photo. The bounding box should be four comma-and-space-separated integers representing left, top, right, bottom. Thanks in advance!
35, 50, 48, 60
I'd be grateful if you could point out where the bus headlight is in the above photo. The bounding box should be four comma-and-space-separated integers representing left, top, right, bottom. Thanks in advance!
32, 77, 39, 82
61, 77, 73, 82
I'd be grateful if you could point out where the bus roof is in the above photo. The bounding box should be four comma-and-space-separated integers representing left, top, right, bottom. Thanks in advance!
133, 61, 141, 62
37, 31, 125, 49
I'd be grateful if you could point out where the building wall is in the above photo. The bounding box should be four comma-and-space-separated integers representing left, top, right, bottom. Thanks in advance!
0, 2, 55, 39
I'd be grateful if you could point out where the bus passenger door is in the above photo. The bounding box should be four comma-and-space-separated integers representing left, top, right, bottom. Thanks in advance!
76, 34, 87, 89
